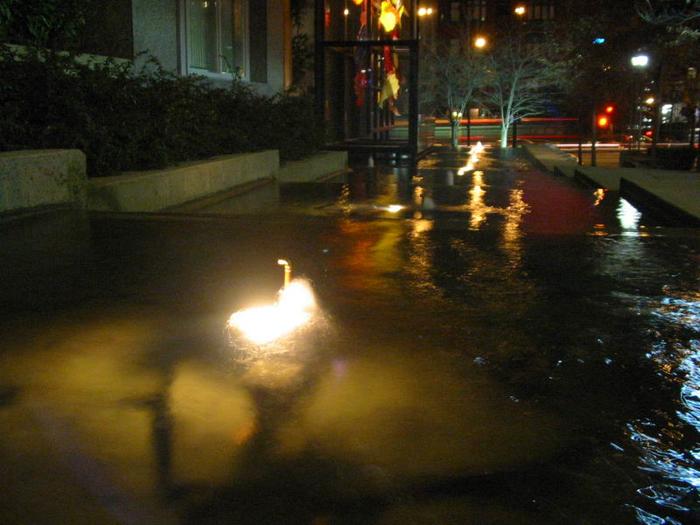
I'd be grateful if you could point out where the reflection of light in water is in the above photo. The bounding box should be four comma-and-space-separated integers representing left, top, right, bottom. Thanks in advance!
458, 141, 486, 175
628, 296, 700, 522
337, 183, 351, 216
414, 186, 435, 210
407, 219, 436, 293
228, 279, 316, 345
468, 170, 488, 230
594, 188, 606, 206
617, 198, 642, 231
503, 188, 530, 247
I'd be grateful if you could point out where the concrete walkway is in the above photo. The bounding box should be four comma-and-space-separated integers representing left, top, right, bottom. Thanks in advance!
521, 144, 579, 177
523, 143, 700, 224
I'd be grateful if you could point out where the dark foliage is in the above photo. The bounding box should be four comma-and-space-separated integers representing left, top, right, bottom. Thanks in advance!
0, 47, 324, 176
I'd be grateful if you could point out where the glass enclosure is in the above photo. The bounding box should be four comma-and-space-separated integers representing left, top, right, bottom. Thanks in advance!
315, 0, 435, 163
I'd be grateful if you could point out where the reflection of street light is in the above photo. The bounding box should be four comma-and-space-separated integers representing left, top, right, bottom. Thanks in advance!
514, 5, 526, 16
474, 36, 487, 49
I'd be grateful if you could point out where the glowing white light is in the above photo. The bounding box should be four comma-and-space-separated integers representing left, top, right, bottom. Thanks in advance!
458, 141, 485, 175
474, 36, 487, 49
631, 54, 649, 68
617, 198, 642, 231
386, 204, 403, 213
645, 97, 655, 105
343, 8, 349, 15
457, 161, 475, 175
228, 279, 316, 345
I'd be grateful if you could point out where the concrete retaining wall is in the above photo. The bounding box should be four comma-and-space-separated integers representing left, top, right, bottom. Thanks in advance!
276, 151, 348, 183
87, 150, 279, 212
0, 150, 87, 214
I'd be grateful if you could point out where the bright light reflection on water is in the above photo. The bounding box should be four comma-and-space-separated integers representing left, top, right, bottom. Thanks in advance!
618, 197, 643, 231
628, 292, 700, 523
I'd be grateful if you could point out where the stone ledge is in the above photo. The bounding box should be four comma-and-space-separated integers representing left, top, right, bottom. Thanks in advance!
0, 149, 87, 214
87, 150, 279, 212
276, 151, 348, 183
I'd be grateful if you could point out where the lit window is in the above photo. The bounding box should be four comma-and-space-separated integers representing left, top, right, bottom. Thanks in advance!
186, 0, 266, 81
527, 1, 555, 20
465, 0, 487, 21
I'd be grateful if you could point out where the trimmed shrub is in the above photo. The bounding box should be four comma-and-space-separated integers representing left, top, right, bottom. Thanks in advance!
0, 47, 324, 176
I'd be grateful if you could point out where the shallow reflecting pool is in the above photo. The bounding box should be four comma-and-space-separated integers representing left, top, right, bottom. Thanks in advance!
0, 150, 698, 524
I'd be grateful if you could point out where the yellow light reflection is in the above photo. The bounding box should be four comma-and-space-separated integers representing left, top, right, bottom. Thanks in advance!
503, 188, 529, 246
386, 204, 403, 213
468, 170, 487, 230
593, 188, 606, 206
458, 141, 485, 175
228, 279, 316, 345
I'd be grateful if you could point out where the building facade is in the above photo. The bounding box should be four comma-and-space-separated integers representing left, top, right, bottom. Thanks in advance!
68, 0, 292, 95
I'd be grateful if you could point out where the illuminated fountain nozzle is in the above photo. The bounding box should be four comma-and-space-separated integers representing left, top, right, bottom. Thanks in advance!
228, 260, 317, 346
277, 259, 291, 289
457, 141, 486, 176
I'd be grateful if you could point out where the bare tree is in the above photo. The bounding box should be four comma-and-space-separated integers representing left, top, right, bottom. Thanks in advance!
636, 0, 700, 25
482, 33, 566, 148
636, 0, 700, 41
422, 29, 486, 149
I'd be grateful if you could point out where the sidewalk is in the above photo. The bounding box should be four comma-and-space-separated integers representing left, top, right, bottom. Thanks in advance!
522, 144, 700, 225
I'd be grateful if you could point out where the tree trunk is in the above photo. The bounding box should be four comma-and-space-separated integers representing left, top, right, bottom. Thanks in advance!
500, 124, 509, 149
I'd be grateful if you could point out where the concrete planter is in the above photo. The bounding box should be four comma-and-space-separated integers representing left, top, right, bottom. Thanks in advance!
276, 151, 348, 183
87, 150, 279, 212
0, 150, 87, 215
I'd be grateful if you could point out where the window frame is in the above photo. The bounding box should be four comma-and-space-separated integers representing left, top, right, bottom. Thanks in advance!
180, 0, 251, 82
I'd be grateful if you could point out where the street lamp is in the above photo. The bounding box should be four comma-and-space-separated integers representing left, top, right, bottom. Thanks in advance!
474, 36, 487, 49
631, 52, 663, 157
514, 5, 526, 16
631, 54, 649, 68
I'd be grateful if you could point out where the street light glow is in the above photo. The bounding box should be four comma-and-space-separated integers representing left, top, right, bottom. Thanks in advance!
474, 36, 487, 49
514, 5, 526, 16
645, 96, 655, 105
631, 54, 649, 68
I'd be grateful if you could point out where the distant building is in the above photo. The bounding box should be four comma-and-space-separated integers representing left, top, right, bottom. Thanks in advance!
437, 0, 557, 33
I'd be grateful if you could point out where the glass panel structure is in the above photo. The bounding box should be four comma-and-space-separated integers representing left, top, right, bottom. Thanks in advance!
315, 0, 434, 163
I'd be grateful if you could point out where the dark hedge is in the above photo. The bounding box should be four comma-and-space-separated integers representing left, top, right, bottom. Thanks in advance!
0, 47, 324, 177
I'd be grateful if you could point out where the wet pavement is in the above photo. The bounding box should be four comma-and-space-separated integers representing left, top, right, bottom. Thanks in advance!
0, 149, 699, 524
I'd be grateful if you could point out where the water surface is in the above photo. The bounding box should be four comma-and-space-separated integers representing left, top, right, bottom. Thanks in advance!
1, 149, 698, 524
